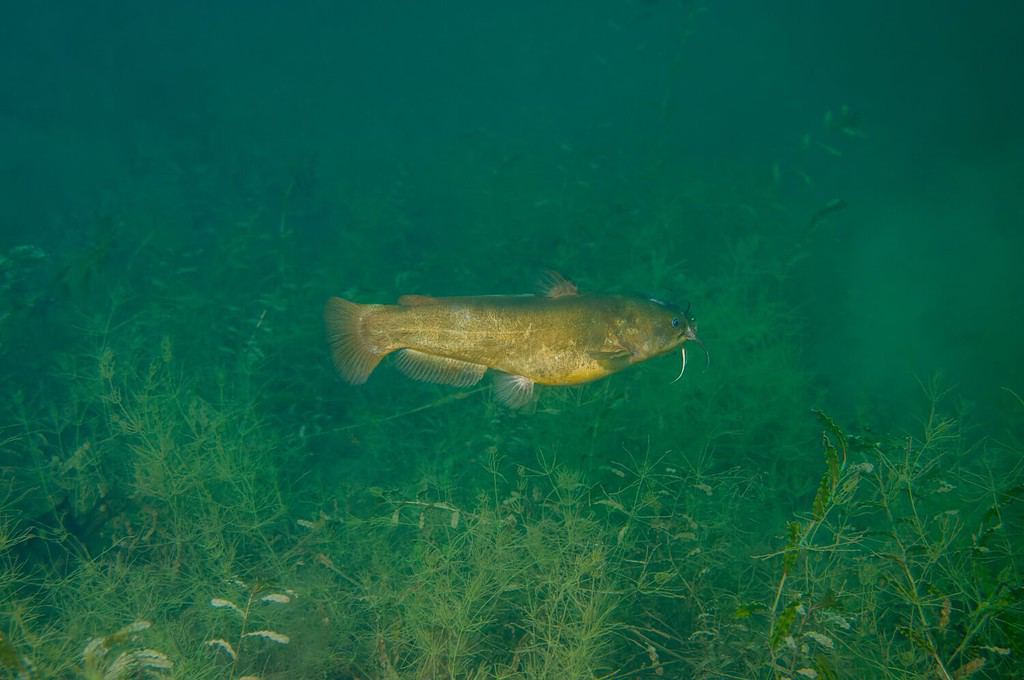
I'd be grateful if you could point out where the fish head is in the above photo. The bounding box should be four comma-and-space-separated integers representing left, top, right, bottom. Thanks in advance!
620, 297, 700, 360
635, 297, 707, 382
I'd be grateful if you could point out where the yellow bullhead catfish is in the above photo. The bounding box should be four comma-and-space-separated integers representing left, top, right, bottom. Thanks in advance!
324, 273, 703, 407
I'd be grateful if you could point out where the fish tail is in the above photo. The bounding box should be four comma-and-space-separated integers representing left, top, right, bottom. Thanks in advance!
324, 296, 389, 384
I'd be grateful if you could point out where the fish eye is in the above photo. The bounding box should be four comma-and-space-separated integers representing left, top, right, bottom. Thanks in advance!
671, 317, 681, 328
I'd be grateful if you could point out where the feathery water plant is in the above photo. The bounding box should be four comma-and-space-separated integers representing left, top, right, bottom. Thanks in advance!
81, 620, 171, 680
206, 580, 294, 680
759, 399, 1022, 679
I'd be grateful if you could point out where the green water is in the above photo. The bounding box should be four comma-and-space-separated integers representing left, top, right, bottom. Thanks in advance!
1, 2, 1021, 678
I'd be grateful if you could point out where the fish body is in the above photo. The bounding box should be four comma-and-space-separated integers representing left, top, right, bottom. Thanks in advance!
325, 275, 699, 406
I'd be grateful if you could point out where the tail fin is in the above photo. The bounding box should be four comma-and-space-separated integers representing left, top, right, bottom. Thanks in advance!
324, 297, 386, 384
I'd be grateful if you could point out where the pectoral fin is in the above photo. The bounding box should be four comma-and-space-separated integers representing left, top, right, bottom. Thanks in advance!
588, 346, 633, 371
588, 349, 632, 360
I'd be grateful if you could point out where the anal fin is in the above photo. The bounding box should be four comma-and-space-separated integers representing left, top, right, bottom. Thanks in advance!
394, 349, 487, 387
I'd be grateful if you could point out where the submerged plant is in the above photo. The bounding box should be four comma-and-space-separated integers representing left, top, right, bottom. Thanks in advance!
0, 631, 32, 680
206, 581, 293, 680
81, 621, 171, 680
758, 402, 1023, 679
1, 136, 1020, 680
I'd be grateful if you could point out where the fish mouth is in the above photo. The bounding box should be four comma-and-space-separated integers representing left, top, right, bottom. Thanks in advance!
682, 320, 708, 364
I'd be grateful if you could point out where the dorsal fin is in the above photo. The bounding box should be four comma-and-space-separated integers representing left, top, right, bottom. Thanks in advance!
539, 270, 579, 298
398, 294, 441, 306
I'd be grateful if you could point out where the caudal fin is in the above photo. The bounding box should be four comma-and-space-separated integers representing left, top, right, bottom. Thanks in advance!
324, 297, 386, 384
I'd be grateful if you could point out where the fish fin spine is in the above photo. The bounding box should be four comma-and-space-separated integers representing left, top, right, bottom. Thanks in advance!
395, 350, 487, 387
324, 297, 388, 384
589, 348, 632, 360
493, 373, 535, 408
539, 270, 579, 298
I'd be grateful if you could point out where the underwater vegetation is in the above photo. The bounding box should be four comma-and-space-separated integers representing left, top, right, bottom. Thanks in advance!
1, 139, 1021, 680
